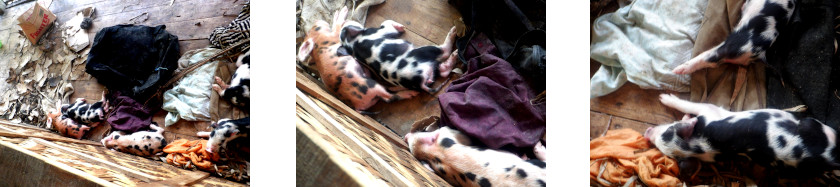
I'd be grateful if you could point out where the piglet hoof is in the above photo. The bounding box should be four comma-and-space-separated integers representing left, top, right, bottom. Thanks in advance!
534, 141, 547, 161
384, 20, 405, 33
396, 90, 420, 100
438, 50, 459, 78
671, 64, 693, 75
682, 114, 692, 121
212, 84, 225, 95
197, 131, 211, 138
214, 77, 229, 89
659, 94, 680, 107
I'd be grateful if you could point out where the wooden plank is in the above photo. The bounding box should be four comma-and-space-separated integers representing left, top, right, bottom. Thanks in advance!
0, 140, 118, 187
296, 89, 413, 186
32, 138, 164, 182
590, 111, 610, 139
178, 39, 213, 54
138, 171, 209, 187
296, 122, 365, 187
156, 15, 237, 41
590, 83, 681, 125
0, 130, 102, 146
296, 71, 408, 149
0, 120, 56, 133
85, 0, 240, 34
70, 80, 105, 102
609, 116, 655, 135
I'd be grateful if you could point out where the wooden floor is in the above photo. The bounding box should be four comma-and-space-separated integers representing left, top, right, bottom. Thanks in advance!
589, 61, 688, 139
0, 0, 245, 142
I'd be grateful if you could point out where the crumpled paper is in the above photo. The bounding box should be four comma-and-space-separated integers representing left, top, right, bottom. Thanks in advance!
0, 14, 90, 127
61, 6, 95, 53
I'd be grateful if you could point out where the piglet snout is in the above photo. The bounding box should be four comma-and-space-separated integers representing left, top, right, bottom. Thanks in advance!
404, 133, 413, 143
644, 127, 653, 142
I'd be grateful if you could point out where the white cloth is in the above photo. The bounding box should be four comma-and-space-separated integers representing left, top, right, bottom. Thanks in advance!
590, 0, 708, 98
162, 48, 222, 127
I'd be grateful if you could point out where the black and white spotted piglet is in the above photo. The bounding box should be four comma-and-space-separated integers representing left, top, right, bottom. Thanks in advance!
213, 51, 250, 108
672, 0, 795, 74
101, 123, 167, 157
62, 91, 108, 126
404, 126, 546, 187
340, 20, 459, 93
197, 117, 249, 154
645, 94, 840, 177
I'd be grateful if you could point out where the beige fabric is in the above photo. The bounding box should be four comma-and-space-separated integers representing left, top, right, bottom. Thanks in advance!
297, 0, 385, 38
689, 0, 765, 111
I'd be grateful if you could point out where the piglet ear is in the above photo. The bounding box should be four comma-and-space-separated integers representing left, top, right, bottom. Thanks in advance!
677, 117, 699, 140
341, 25, 362, 40
297, 38, 314, 62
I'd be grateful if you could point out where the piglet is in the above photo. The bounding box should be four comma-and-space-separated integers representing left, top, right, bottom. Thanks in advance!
645, 94, 840, 177
101, 122, 167, 157
672, 0, 795, 74
47, 111, 90, 139
62, 91, 108, 127
213, 51, 250, 109
404, 126, 546, 187
340, 18, 459, 93
197, 117, 249, 154
297, 6, 417, 111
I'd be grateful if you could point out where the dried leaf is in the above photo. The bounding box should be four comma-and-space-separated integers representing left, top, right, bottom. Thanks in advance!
16, 83, 27, 94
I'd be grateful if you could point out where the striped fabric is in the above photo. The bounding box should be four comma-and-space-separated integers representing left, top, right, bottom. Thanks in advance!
209, 2, 250, 54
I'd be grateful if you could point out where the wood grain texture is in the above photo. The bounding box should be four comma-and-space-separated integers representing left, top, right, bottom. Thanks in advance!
0, 140, 117, 187
609, 116, 654, 135
297, 90, 413, 186
296, 90, 451, 186
590, 111, 610, 139
296, 124, 364, 187
590, 84, 682, 125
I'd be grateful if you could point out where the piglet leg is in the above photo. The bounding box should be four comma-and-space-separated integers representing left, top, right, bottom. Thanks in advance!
672, 45, 720, 74
197, 131, 211, 138
211, 76, 229, 95
380, 20, 406, 38
534, 141, 546, 161
659, 94, 732, 120
382, 89, 419, 103
439, 50, 459, 78
388, 86, 409, 92
437, 26, 457, 62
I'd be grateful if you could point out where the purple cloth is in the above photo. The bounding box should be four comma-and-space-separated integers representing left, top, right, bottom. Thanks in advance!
438, 33, 546, 154
106, 91, 153, 133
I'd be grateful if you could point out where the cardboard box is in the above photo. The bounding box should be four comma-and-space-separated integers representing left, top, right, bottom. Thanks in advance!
17, 2, 56, 45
